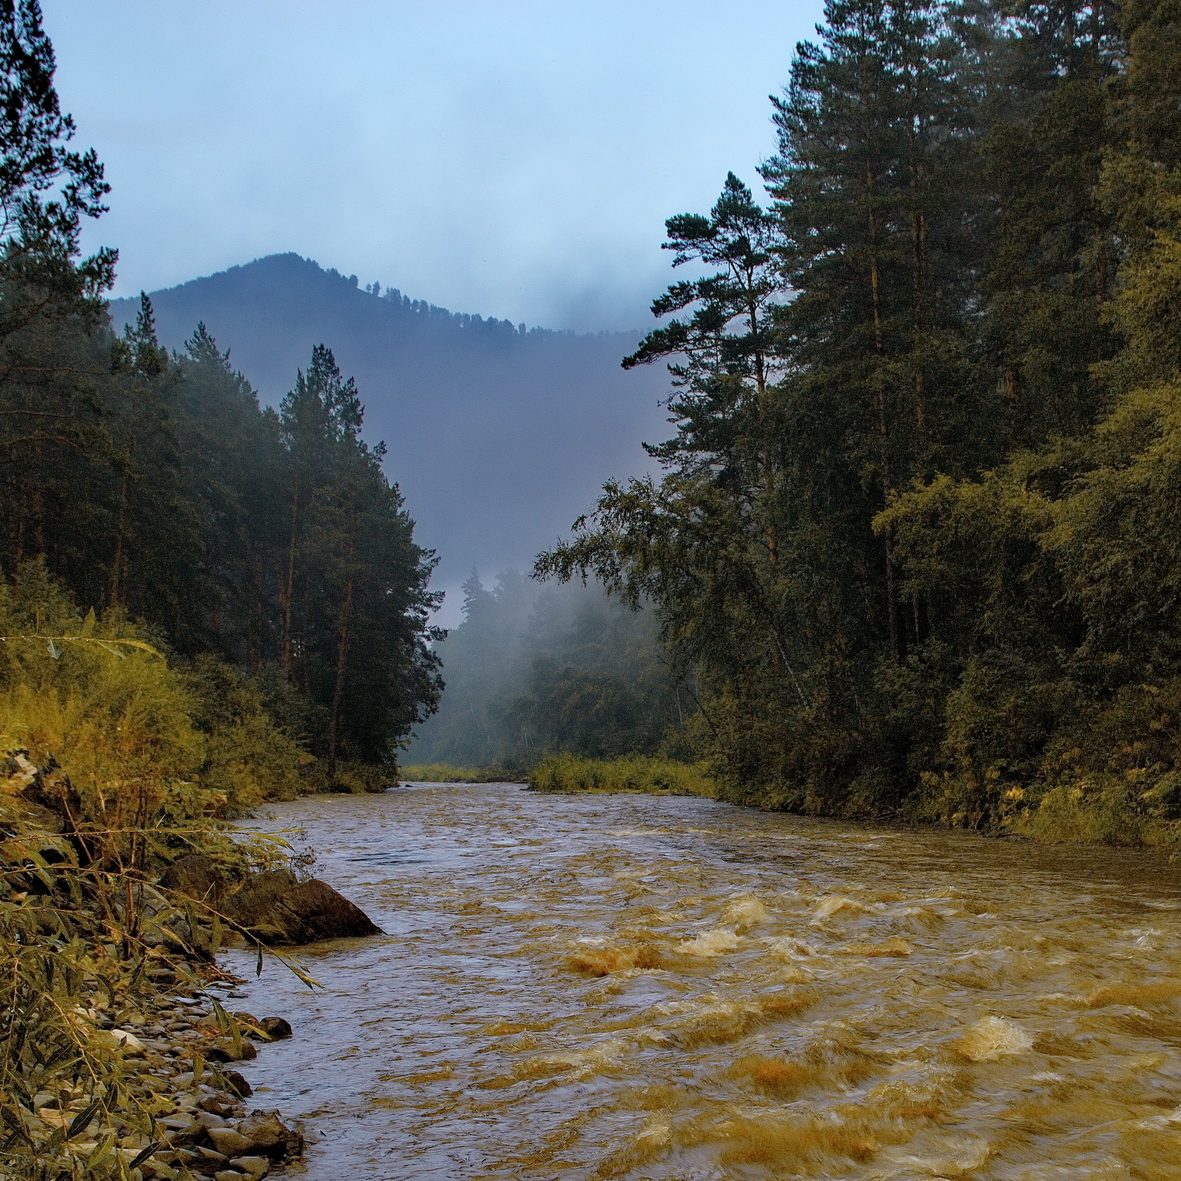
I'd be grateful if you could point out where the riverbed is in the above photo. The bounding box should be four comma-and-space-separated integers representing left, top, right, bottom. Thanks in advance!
225, 783, 1181, 1180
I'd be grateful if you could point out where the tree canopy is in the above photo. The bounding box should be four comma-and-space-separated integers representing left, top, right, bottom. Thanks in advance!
541, 0, 1181, 841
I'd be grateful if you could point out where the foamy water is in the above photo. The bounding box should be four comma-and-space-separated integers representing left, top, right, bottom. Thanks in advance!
224, 784, 1181, 1179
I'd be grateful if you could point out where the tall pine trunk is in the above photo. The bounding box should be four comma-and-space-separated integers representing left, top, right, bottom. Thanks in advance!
325, 553, 356, 783
279, 473, 300, 674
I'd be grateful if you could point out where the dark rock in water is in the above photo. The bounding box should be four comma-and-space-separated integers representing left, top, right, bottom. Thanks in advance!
220, 869, 380, 945
156, 856, 379, 946
158, 852, 227, 902
260, 1016, 292, 1040
237, 1110, 304, 1160
222, 1069, 253, 1098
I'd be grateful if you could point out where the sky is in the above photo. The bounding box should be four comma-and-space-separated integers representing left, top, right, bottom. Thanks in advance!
44, 0, 825, 333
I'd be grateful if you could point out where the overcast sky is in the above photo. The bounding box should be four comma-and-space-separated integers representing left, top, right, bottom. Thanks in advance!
44, 1, 824, 333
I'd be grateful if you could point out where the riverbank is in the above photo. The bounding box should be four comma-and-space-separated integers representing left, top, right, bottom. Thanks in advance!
0, 757, 323, 1181
527, 752, 715, 797
29, 968, 305, 1181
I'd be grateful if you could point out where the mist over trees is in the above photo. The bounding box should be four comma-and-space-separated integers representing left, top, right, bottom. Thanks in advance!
408, 575, 688, 768
541, 0, 1181, 837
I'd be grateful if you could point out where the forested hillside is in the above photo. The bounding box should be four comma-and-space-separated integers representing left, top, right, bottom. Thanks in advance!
0, 31, 441, 781
542, 0, 1181, 842
109, 254, 670, 599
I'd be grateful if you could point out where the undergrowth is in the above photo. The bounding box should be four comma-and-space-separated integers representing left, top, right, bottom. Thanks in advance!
528, 753, 715, 797
0, 562, 311, 1179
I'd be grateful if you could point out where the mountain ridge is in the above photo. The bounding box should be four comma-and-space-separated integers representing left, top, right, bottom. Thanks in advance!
109, 254, 671, 615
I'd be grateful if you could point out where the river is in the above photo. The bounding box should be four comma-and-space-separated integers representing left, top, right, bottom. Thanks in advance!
223, 782, 1181, 1180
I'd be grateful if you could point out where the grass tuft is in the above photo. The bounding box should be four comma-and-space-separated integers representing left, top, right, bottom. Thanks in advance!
527, 753, 715, 797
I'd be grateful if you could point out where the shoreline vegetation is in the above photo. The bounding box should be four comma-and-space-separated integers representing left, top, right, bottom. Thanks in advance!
0, 566, 370, 1180
399, 763, 520, 784
409, 758, 1181, 848
527, 754, 715, 799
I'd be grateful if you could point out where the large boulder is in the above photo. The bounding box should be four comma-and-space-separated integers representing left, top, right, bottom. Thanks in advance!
158, 856, 380, 946
220, 869, 380, 945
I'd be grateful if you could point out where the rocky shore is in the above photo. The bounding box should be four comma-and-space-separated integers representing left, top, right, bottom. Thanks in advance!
44, 962, 304, 1181
3, 753, 386, 1180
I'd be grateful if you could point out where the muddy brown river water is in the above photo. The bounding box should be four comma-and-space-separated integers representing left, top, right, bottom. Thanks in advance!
224, 782, 1181, 1180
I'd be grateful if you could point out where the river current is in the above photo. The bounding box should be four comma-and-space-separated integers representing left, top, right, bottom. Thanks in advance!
224, 783, 1181, 1180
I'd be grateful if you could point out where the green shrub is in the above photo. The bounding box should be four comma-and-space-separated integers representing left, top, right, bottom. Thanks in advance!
184, 655, 309, 812
528, 752, 715, 797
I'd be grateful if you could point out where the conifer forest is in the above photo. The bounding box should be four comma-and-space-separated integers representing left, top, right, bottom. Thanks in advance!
540, 0, 1181, 843
2, 0, 1181, 843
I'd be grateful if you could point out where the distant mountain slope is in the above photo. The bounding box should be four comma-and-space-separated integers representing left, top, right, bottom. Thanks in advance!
109, 254, 670, 613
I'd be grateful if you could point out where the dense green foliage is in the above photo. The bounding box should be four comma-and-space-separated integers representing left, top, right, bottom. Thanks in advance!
408, 575, 691, 769
541, 0, 1181, 843
0, 3, 441, 781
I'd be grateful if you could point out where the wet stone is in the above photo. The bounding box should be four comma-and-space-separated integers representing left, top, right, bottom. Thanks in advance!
259, 1017, 291, 1040
206, 1127, 253, 1156
236, 1110, 303, 1160
198, 1095, 240, 1117
207, 1038, 257, 1063
229, 1157, 270, 1179
221, 1069, 253, 1098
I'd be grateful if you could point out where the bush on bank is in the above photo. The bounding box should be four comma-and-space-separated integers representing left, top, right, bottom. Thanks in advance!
528, 753, 715, 797
399, 762, 521, 783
